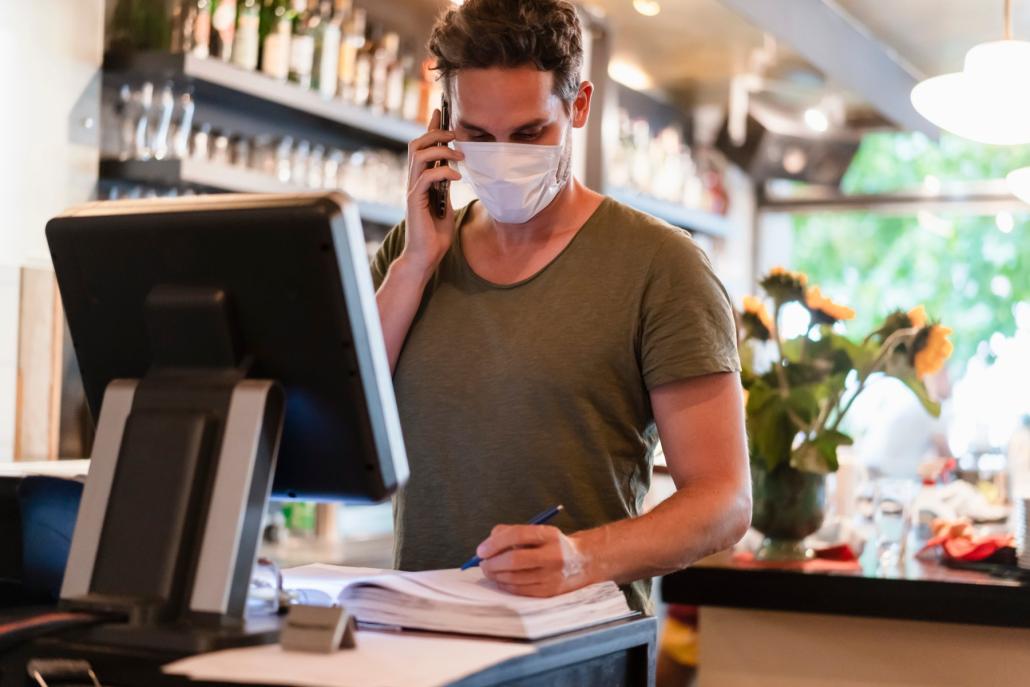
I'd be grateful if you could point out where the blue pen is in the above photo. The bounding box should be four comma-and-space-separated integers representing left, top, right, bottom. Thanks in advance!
460, 504, 565, 571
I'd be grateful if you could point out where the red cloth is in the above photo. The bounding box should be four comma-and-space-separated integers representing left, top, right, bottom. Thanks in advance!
917, 533, 1015, 562
732, 544, 862, 573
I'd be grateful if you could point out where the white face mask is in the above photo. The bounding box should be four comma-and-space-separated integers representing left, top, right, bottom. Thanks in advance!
453, 135, 569, 224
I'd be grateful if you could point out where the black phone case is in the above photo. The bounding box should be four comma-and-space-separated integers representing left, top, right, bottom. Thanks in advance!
428, 99, 451, 219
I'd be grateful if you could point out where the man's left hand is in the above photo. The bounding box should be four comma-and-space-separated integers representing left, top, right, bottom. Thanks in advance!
476, 524, 596, 597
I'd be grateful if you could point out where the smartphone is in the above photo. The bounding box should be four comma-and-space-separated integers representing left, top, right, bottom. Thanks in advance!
428, 96, 450, 219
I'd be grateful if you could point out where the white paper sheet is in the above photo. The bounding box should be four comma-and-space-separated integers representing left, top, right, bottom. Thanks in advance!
163, 629, 536, 687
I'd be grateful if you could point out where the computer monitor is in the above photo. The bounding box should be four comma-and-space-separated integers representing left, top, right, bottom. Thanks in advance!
47, 192, 407, 503
46, 193, 409, 651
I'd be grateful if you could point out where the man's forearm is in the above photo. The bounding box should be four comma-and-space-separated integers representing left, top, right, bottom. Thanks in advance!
376, 255, 434, 373
573, 478, 751, 585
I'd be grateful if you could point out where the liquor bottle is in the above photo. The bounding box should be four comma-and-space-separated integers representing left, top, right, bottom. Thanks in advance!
416, 58, 435, 124
109, 0, 173, 52
337, 7, 366, 102
370, 32, 400, 114
170, 1, 187, 52
351, 25, 377, 108
289, 0, 317, 89
387, 51, 409, 117
233, 0, 262, 70
260, 0, 292, 80
312, 0, 342, 98
400, 56, 420, 121
210, 0, 238, 61
190, 0, 213, 58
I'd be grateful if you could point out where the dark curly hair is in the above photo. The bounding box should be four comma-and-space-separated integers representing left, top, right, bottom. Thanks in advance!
427, 0, 584, 104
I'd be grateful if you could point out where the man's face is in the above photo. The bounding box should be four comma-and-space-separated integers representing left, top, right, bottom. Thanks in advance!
451, 67, 572, 144
450, 66, 591, 186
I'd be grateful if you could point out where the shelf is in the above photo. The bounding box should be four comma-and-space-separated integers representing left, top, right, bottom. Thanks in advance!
606, 187, 731, 238
100, 158, 405, 227
104, 51, 426, 147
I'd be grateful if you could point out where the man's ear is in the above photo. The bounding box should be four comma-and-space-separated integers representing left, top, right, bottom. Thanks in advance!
572, 80, 593, 128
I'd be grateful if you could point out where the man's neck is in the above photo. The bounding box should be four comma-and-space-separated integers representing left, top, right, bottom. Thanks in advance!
477, 178, 598, 252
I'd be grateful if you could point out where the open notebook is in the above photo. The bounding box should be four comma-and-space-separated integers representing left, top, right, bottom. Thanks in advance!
281, 564, 634, 640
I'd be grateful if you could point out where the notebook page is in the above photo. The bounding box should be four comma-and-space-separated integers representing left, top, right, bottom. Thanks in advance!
282, 564, 391, 599
401, 568, 627, 614
340, 568, 627, 616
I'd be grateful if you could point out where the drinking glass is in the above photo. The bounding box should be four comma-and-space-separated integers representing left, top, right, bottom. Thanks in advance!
874, 478, 916, 571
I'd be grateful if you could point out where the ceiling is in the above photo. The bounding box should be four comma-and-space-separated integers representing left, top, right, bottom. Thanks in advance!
404, 0, 1028, 135
836, 0, 1030, 76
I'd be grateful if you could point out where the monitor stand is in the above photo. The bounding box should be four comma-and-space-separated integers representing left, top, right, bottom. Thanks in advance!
57, 286, 287, 656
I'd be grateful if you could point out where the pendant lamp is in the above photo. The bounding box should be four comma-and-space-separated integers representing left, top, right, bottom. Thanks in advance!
911, 0, 1030, 145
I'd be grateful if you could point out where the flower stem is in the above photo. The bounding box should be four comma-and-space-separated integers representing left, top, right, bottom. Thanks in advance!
827, 328, 913, 433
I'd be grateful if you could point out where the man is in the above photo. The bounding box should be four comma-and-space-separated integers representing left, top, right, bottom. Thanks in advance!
372, 0, 750, 612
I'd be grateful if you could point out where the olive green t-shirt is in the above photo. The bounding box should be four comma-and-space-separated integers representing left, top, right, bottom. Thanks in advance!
371, 196, 739, 613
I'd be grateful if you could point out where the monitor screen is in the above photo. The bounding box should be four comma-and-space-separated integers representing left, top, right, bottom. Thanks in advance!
46, 193, 408, 503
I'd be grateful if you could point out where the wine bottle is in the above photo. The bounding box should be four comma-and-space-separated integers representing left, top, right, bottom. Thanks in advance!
190, 0, 213, 58
313, 0, 342, 98
288, 0, 317, 89
260, 0, 292, 80
351, 24, 378, 108
337, 6, 366, 101
211, 0, 238, 61
233, 0, 261, 70
370, 32, 399, 114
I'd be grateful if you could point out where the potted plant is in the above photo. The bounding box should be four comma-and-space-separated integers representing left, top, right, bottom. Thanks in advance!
739, 267, 954, 560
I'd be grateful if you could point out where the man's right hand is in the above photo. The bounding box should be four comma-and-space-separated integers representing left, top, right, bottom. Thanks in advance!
402, 108, 464, 276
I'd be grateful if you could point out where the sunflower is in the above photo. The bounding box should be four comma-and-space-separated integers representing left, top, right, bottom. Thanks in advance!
908, 305, 928, 329
911, 324, 954, 379
874, 306, 925, 343
741, 295, 774, 341
760, 266, 808, 303
805, 286, 856, 325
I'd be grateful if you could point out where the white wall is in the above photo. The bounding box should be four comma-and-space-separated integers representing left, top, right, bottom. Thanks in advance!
0, 1, 103, 460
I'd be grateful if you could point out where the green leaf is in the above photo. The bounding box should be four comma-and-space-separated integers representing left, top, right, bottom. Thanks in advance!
745, 380, 777, 415
781, 337, 805, 363
790, 430, 853, 474
786, 385, 820, 425
825, 332, 879, 373
790, 442, 830, 474
747, 390, 796, 471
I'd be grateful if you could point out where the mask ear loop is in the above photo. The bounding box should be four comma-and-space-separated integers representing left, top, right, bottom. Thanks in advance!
554, 120, 575, 186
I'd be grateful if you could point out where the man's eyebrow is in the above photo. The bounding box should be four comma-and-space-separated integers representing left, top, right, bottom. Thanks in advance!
457, 118, 550, 132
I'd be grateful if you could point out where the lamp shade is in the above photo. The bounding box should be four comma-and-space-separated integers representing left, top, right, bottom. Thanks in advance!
911, 41, 1030, 145
1006, 165, 1030, 204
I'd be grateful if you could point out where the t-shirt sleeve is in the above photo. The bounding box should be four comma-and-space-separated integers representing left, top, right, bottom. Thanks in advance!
639, 229, 740, 389
370, 221, 407, 290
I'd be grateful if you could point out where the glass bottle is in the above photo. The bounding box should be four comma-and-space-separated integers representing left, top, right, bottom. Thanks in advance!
210, 0, 238, 61
288, 0, 317, 89
189, 0, 213, 58
337, 6, 366, 102
312, 0, 342, 98
232, 0, 261, 70
351, 25, 378, 108
260, 0, 292, 80
370, 32, 399, 114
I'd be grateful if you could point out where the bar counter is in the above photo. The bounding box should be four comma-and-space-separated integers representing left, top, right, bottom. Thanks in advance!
662, 546, 1030, 687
